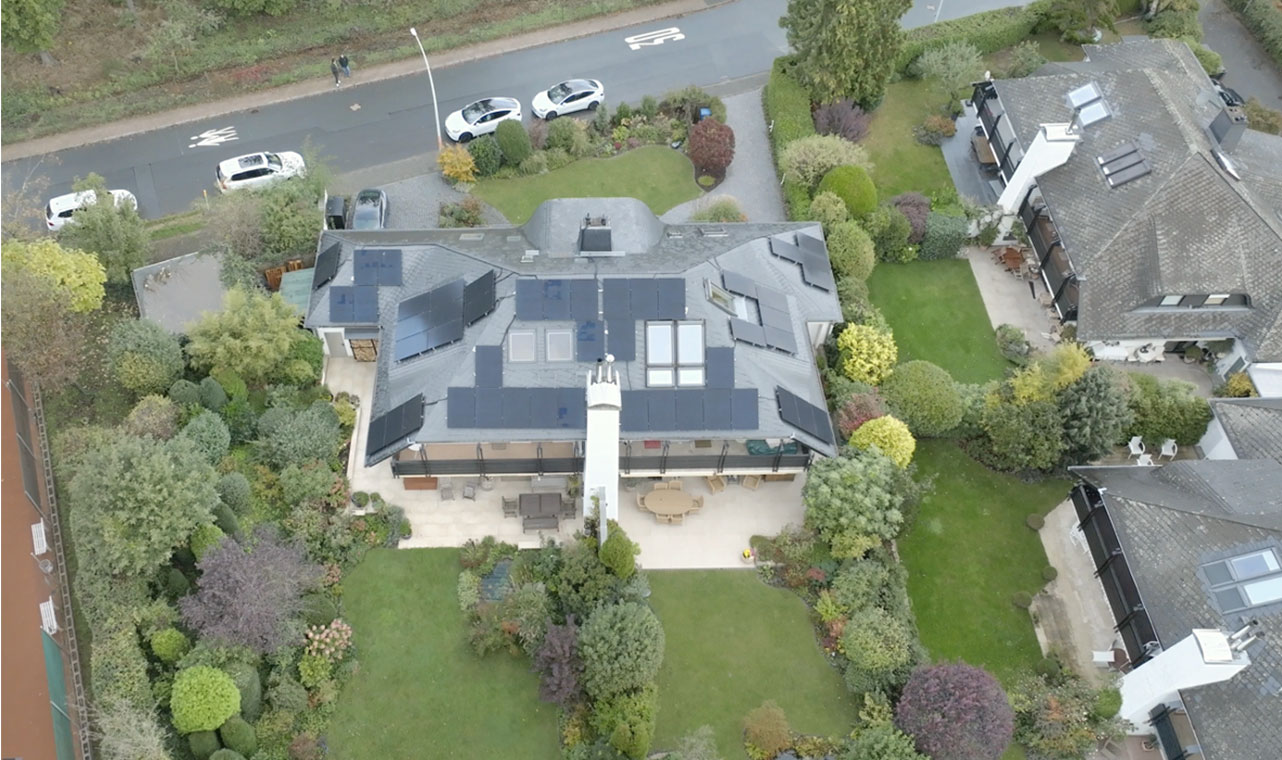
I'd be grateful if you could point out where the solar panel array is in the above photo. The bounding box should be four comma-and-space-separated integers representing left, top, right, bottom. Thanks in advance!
1097, 142, 1152, 189
366, 395, 425, 455
353, 248, 403, 286
607, 319, 636, 361
463, 270, 497, 325
705, 347, 735, 389
775, 386, 835, 445
721, 272, 798, 354
620, 388, 758, 432
394, 278, 465, 361
446, 387, 587, 429
769, 233, 836, 292
601, 278, 687, 320
576, 320, 604, 362
475, 346, 502, 388
312, 242, 341, 290
329, 286, 380, 323
515, 278, 599, 321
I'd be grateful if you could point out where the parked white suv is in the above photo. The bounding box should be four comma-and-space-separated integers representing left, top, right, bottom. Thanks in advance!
45, 189, 138, 231
216, 151, 306, 192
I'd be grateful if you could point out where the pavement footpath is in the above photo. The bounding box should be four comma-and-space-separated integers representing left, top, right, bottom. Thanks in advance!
3, 0, 715, 161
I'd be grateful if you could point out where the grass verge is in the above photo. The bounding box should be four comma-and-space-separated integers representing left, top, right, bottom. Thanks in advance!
147, 211, 207, 242
329, 548, 560, 760
649, 570, 855, 758
473, 146, 701, 224
898, 441, 1069, 684
862, 79, 954, 199
867, 259, 1010, 384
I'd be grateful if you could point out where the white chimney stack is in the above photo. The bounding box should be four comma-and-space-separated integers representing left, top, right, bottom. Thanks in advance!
583, 354, 621, 544
1118, 629, 1251, 729
997, 124, 1081, 213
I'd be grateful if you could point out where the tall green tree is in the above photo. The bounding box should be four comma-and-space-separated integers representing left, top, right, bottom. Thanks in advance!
1058, 366, 1133, 465
803, 447, 921, 550
780, 0, 912, 105
0, 0, 65, 60
1, 237, 106, 312
58, 174, 149, 285
185, 288, 302, 386
0, 269, 93, 390
68, 434, 219, 576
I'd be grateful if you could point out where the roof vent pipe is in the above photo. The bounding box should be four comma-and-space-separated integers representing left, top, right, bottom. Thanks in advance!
1231, 635, 1259, 652
1229, 621, 1254, 642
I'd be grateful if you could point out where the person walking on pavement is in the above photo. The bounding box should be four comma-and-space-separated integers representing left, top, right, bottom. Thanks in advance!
330, 57, 342, 87
339, 53, 351, 78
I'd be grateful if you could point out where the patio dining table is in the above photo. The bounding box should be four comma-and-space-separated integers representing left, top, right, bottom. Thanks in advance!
641, 488, 696, 517
519, 492, 562, 518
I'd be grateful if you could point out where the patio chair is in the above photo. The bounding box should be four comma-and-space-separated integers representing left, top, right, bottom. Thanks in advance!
1127, 436, 1146, 459
636, 492, 650, 512
669, 513, 684, 525
665, 479, 684, 491
689, 496, 704, 514
705, 474, 726, 494
1136, 454, 1155, 467
502, 496, 518, 518
462, 481, 478, 501
439, 481, 455, 501
741, 474, 762, 491
1160, 439, 1178, 460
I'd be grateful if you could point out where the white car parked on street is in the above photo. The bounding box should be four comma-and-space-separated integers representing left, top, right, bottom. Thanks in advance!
45, 189, 138, 231
215, 151, 306, 192
444, 97, 523, 142
531, 79, 604, 120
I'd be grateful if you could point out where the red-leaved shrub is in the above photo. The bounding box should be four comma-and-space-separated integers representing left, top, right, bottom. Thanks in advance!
892, 192, 931, 244
688, 118, 736, 175
813, 99, 871, 142
895, 663, 1015, 760
835, 392, 887, 438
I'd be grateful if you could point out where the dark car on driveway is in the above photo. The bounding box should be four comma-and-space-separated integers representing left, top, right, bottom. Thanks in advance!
352, 188, 389, 230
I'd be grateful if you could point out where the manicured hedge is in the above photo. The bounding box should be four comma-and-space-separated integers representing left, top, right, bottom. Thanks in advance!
897, 3, 1047, 74
764, 58, 816, 159
1225, 0, 1282, 69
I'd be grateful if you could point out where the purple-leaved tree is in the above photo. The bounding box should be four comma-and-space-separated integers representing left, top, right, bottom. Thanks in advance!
532, 616, 582, 708
895, 662, 1015, 760
181, 526, 321, 654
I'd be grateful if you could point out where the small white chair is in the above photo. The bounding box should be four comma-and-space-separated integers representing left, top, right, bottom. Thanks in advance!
1136, 453, 1155, 467
1127, 436, 1146, 458
1160, 439, 1178, 460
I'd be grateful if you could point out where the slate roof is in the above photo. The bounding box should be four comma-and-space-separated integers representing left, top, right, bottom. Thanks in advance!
1209, 397, 1282, 464
991, 38, 1282, 361
305, 198, 842, 465
1073, 460, 1282, 760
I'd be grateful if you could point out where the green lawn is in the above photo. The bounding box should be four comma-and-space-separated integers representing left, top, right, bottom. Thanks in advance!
329, 549, 560, 760
898, 441, 1070, 683
862, 79, 954, 199
867, 259, 1011, 384
649, 571, 856, 758
474, 146, 701, 224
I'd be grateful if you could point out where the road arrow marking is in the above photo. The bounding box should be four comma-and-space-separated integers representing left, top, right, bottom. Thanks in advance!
188, 126, 239, 148
625, 27, 685, 51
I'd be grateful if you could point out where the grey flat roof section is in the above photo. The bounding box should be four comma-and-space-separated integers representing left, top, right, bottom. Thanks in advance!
132, 252, 227, 334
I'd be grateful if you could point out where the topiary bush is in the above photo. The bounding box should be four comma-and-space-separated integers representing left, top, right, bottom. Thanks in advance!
223, 661, 263, 721
123, 394, 180, 440
743, 701, 792, 760
170, 379, 202, 407
808, 191, 849, 232
995, 324, 1033, 365
150, 627, 192, 665
216, 472, 252, 514
578, 602, 665, 699
817, 165, 878, 219
199, 376, 228, 411
495, 120, 533, 165
171, 666, 241, 734
598, 521, 640, 580
188, 730, 221, 760
881, 360, 964, 437
865, 204, 915, 263
765, 58, 816, 157
467, 135, 504, 176
687, 118, 736, 175
1026, 513, 1045, 531
849, 415, 916, 469
919, 211, 969, 260
212, 503, 241, 538
1042, 565, 1058, 582
438, 145, 477, 184
302, 592, 340, 627
181, 410, 231, 465
1012, 591, 1033, 609
783, 180, 812, 221
892, 192, 931, 244
837, 324, 898, 385
780, 135, 871, 190
219, 715, 258, 756
108, 319, 185, 396
826, 221, 876, 281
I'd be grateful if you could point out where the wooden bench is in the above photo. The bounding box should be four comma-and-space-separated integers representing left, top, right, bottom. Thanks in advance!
523, 516, 559, 532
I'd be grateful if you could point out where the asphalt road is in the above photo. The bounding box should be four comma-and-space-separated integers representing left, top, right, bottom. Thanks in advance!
4, 0, 1023, 220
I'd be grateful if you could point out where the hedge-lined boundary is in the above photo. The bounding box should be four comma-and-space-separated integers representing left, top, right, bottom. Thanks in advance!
763, 59, 818, 220
1225, 0, 1282, 70
896, 2, 1049, 73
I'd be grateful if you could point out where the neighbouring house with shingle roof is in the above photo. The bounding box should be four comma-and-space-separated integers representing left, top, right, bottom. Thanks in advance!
305, 198, 841, 486
1067, 394, 1282, 759
971, 38, 1282, 394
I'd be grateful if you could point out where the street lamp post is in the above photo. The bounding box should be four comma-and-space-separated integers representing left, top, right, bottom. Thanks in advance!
409, 27, 444, 151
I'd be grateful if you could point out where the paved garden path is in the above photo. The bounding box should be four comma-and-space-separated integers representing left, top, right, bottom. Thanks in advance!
662, 87, 786, 224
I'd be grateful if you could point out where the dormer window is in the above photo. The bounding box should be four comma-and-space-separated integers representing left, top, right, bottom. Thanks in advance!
1153, 294, 1250, 308
1203, 548, 1282, 612
646, 321, 704, 387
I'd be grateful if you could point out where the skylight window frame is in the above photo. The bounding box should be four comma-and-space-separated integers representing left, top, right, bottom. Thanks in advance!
645, 319, 705, 388
546, 329, 574, 362
508, 329, 537, 363
1203, 548, 1282, 613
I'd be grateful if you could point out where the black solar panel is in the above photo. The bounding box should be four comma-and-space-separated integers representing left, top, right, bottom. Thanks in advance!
576, 320, 604, 362
1105, 162, 1152, 188
607, 319, 636, 361
330, 286, 379, 323
620, 392, 648, 431
475, 388, 504, 427
647, 391, 677, 431
705, 347, 735, 389
704, 390, 733, 428
367, 395, 425, 453
603, 280, 631, 319
759, 304, 790, 331
656, 280, 686, 319
721, 270, 757, 297
730, 319, 768, 347
354, 249, 402, 286
543, 279, 572, 320
447, 387, 477, 428
763, 326, 798, 354
530, 388, 560, 428
756, 285, 789, 314
463, 270, 497, 325
731, 389, 759, 430
395, 278, 465, 361
1096, 142, 1138, 165
475, 346, 502, 388
675, 390, 705, 430
629, 280, 659, 319
502, 388, 532, 427
557, 388, 586, 428
312, 242, 341, 290
515, 278, 542, 320
770, 236, 803, 263
775, 387, 835, 444
772, 233, 836, 292
570, 279, 599, 321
